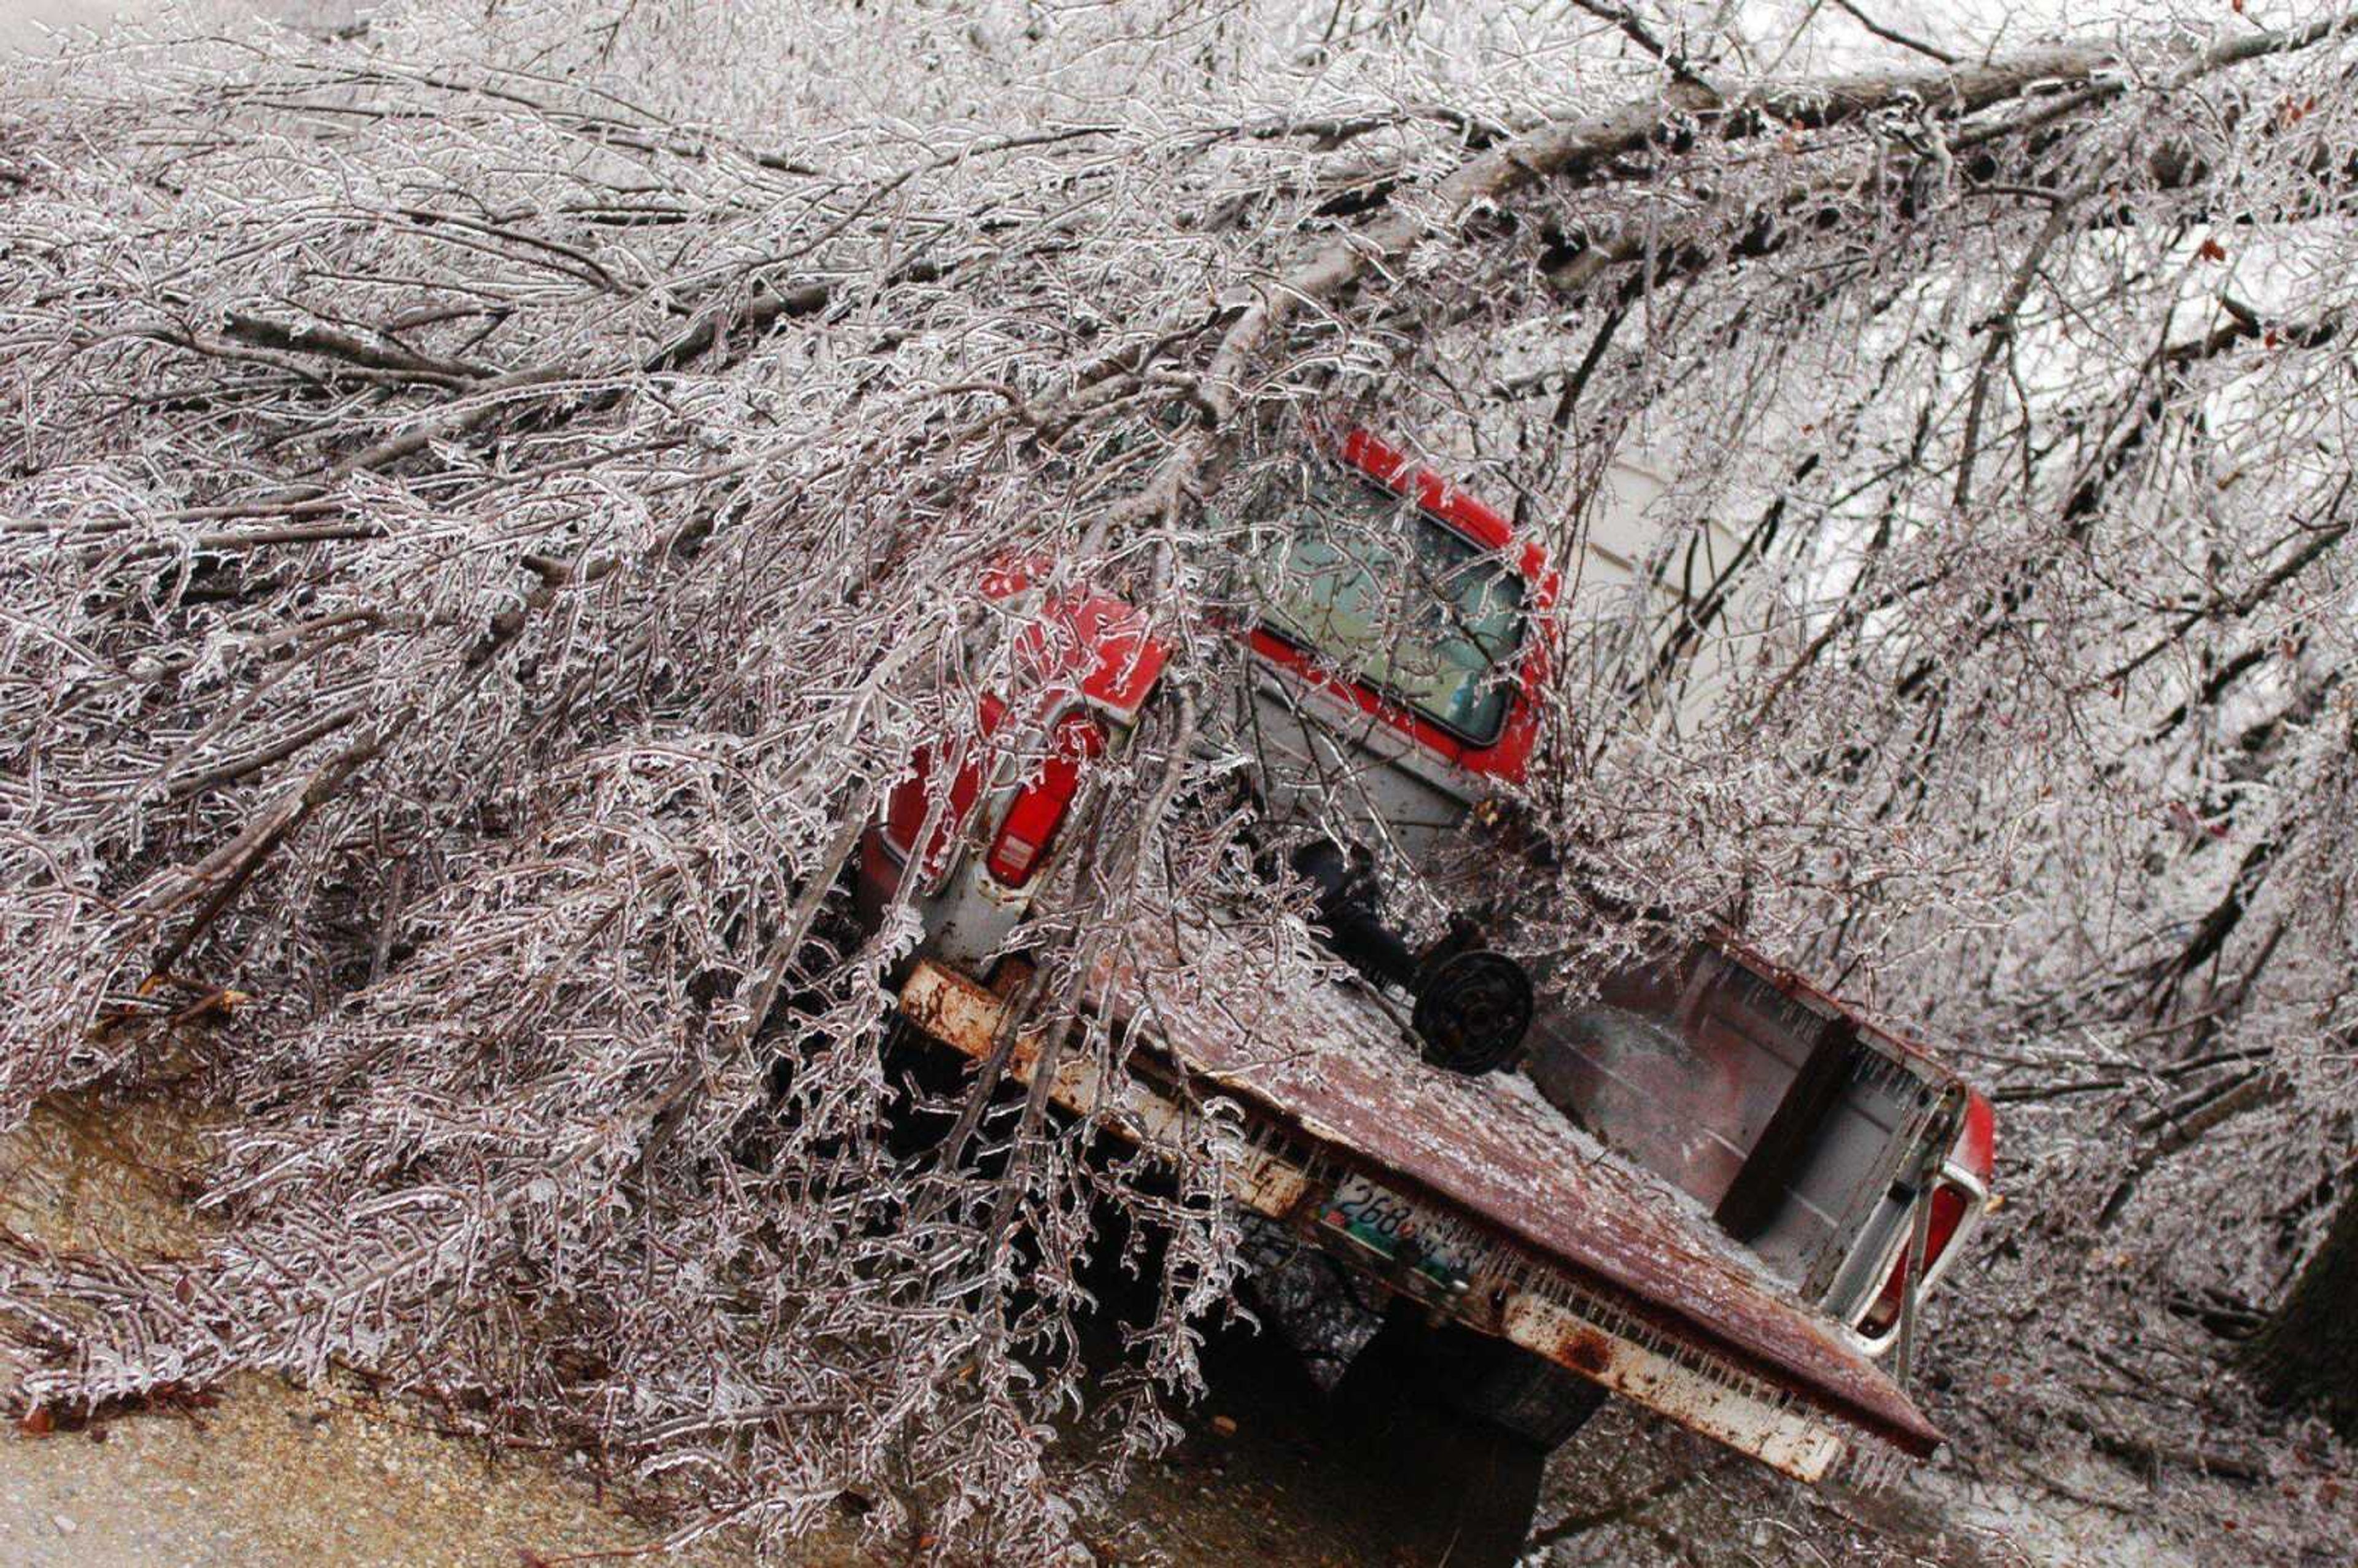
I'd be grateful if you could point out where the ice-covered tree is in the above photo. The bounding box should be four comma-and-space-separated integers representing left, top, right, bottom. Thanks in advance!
2, 1, 2353, 1558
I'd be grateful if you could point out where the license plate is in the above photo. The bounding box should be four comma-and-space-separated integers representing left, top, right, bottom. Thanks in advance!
1318, 1173, 1476, 1289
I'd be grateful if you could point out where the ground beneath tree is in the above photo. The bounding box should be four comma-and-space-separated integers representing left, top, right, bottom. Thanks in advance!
0, 1090, 1519, 1567
0, 1369, 772, 1568
0, 1096, 1544, 1568
0, 1095, 2251, 1568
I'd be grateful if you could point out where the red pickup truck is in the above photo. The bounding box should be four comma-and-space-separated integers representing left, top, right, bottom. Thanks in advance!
853, 431, 1994, 1525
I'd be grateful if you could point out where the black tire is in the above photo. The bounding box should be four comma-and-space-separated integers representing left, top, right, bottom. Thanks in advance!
1337, 1300, 1607, 1449
1328, 1304, 1606, 1566
1413, 1317, 1609, 1448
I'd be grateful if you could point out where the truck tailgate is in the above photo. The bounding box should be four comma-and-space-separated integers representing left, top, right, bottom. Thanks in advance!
898, 907, 1945, 1476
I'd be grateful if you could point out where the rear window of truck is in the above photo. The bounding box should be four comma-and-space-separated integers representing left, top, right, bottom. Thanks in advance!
1256, 466, 1527, 744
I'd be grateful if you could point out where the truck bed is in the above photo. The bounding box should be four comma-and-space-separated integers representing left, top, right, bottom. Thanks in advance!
897, 902, 1945, 1478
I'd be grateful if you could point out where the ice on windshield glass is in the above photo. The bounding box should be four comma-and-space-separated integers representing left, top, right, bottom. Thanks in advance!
1257, 468, 1525, 743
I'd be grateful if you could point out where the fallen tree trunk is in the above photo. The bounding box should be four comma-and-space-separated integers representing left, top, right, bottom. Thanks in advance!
2241, 1174, 2358, 1438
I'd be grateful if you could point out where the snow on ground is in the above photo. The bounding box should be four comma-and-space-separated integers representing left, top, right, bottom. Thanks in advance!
1932, 1467, 2202, 1568
0, 0, 139, 52
0, 0, 359, 55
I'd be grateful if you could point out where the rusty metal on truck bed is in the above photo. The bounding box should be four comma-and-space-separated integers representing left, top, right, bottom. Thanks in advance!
895, 904, 1947, 1477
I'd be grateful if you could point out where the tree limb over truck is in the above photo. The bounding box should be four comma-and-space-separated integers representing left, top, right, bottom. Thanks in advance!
854, 432, 1996, 1499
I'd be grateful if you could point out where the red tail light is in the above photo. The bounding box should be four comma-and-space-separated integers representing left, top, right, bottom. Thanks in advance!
985, 710, 1102, 887
1857, 1179, 1972, 1340
882, 694, 1004, 880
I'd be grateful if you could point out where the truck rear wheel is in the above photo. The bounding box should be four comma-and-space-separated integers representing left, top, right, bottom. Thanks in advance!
1329, 1304, 1606, 1563
1339, 1304, 1608, 1448
1430, 1325, 1608, 1448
